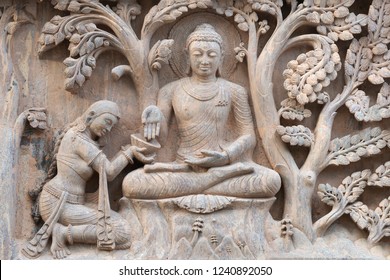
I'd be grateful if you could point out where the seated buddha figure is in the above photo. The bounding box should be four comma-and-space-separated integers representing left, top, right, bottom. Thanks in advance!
122, 24, 281, 199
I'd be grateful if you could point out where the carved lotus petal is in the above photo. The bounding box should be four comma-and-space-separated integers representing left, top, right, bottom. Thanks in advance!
173, 194, 235, 213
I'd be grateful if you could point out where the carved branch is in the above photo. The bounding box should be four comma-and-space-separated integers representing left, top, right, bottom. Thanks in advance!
278, 98, 312, 121
63, 47, 110, 91
38, 15, 125, 55
39, 1, 162, 104
346, 83, 390, 122
368, 161, 390, 187
368, 197, 390, 243
314, 169, 371, 237
324, 127, 390, 168
276, 125, 314, 147
287, 0, 299, 15
346, 197, 390, 244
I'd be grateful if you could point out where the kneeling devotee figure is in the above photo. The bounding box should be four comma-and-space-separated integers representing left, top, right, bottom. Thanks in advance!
23, 100, 153, 259
123, 24, 281, 199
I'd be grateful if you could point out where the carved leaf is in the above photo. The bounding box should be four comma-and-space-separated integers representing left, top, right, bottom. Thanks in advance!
283, 42, 341, 105
305, 0, 354, 8
346, 83, 390, 122
350, 1, 390, 86
38, 15, 70, 54
277, 125, 314, 147
342, 170, 371, 203
51, 0, 71, 11
345, 201, 378, 230
327, 128, 390, 166
345, 90, 370, 121
148, 39, 174, 71
114, 0, 142, 24
368, 161, 390, 187
367, 196, 390, 243
234, 42, 247, 63
279, 98, 312, 121
63, 51, 99, 92
317, 183, 342, 206
249, 0, 283, 17
26, 109, 48, 130
143, 0, 212, 35
314, 1, 367, 43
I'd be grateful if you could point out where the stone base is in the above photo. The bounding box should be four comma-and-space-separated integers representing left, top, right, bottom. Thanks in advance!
13, 196, 390, 260
119, 196, 276, 259
16, 196, 276, 259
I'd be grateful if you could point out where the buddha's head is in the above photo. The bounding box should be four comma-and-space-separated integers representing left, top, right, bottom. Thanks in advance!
185, 24, 224, 78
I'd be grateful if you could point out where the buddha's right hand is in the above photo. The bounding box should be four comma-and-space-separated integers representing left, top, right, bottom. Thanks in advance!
142, 105, 163, 141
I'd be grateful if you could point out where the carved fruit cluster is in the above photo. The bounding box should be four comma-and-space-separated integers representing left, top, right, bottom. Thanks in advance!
283, 44, 340, 105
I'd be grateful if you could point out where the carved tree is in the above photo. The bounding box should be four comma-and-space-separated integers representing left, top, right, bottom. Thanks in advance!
37, 0, 210, 107
38, 0, 390, 242
224, 0, 390, 241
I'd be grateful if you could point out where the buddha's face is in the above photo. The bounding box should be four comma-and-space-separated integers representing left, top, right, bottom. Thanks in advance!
188, 41, 222, 79
89, 113, 118, 138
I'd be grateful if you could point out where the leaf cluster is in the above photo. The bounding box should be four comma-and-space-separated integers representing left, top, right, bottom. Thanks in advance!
346, 196, 390, 243
283, 43, 340, 105
279, 98, 312, 121
368, 161, 390, 187
143, 0, 212, 36
318, 169, 371, 207
148, 39, 174, 71
346, 201, 378, 230
27, 110, 47, 130
344, 1, 390, 87
327, 127, 390, 166
346, 83, 390, 122
113, 0, 142, 24
276, 125, 314, 147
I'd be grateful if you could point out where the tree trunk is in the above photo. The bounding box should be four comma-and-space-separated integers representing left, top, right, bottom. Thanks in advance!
251, 14, 318, 238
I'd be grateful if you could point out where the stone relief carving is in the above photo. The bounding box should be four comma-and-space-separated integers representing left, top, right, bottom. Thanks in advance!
22, 100, 153, 259
122, 23, 281, 200
0, 0, 389, 259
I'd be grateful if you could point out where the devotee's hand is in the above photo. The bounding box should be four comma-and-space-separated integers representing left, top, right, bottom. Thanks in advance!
142, 105, 163, 141
184, 150, 229, 168
131, 146, 155, 164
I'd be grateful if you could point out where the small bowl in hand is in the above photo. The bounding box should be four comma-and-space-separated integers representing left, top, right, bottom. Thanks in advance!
130, 133, 161, 154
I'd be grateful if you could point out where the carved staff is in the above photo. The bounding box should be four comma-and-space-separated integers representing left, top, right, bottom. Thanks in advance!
96, 161, 115, 250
